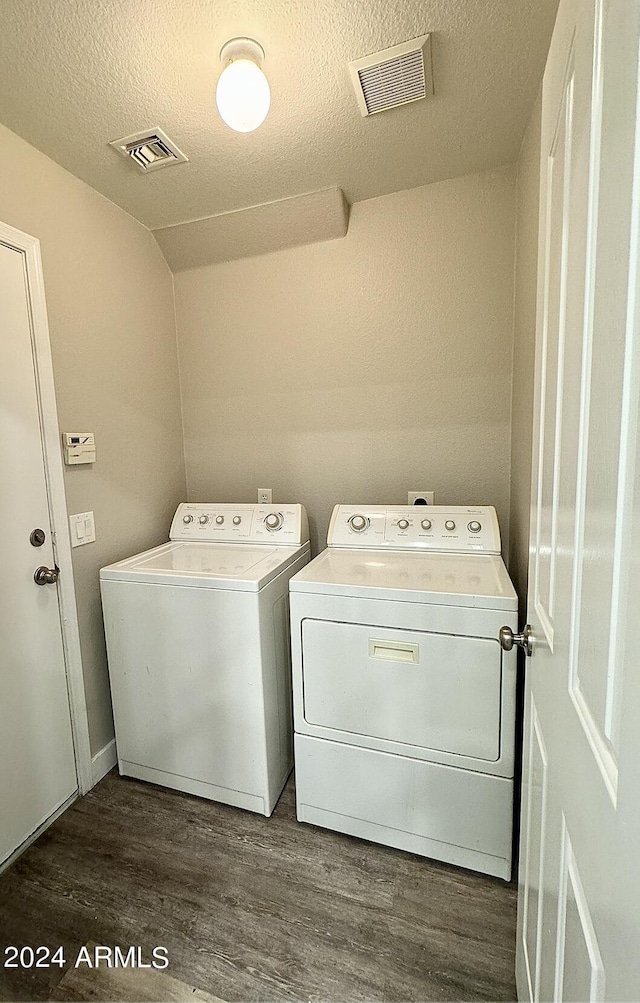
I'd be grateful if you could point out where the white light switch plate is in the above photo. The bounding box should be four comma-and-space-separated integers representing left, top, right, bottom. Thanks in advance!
70, 511, 96, 547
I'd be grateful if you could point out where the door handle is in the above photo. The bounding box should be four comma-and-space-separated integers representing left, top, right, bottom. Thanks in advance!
499, 624, 534, 656
34, 565, 59, 586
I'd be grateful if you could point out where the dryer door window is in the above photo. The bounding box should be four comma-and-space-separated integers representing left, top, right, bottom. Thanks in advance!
301, 619, 501, 761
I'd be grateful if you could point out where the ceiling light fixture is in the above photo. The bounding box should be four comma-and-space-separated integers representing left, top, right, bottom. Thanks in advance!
216, 37, 270, 133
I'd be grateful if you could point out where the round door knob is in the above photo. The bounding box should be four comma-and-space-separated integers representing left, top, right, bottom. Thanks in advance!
499, 624, 534, 657
182, 514, 193, 524
199, 515, 209, 524
445, 520, 456, 531
34, 565, 59, 586
215, 515, 224, 525
349, 514, 368, 532
468, 521, 482, 533
421, 519, 432, 531
233, 516, 241, 525
397, 519, 409, 530
265, 512, 282, 530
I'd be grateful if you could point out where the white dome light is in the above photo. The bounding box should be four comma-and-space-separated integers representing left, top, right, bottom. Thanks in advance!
216, 38, 270, 134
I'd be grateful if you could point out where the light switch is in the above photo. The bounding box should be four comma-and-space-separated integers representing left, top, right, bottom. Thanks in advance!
70, 511, 96, 547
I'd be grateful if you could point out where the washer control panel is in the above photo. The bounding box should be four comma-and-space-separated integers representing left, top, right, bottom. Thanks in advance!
327, 505, 501, 554
170, 503, 309, 546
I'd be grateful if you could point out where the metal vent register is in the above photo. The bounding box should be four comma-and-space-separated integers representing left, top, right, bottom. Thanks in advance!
349, 34, 433, 117
109, 128, 189, 173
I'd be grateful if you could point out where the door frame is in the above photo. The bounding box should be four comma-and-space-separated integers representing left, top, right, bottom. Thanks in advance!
1, 219, 92, 796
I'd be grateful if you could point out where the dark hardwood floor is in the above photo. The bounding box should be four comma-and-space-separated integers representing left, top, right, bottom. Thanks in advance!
0, 772, 517, 1002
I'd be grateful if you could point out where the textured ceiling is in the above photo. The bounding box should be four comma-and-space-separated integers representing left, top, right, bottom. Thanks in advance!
0, 0, 558, 231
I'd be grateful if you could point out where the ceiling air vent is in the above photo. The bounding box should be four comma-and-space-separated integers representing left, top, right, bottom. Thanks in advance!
109, 127, 189, 173
348, 34, 433, 117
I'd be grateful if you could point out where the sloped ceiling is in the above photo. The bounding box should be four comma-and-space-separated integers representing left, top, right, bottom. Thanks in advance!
154, 188, 349, 271
0, 0, 558, 236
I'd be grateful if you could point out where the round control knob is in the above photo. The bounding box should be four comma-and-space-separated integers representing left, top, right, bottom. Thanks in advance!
468, 520, 482, 533
265, 512, 283, 531
182, 514, 193, 524
421, 519, 432, 531
233, 516, 241, 525
445, 520, 456, 531
397, 519, 409, 530
215, 515, 224, 525
349, 514, 368, 532
199, 514, 209, 525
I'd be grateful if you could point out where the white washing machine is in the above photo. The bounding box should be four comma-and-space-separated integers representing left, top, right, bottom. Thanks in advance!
100, 503, 310, 816
290, 504, 518, 879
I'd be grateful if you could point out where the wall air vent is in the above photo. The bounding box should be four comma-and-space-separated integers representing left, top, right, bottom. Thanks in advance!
109, 127, 189, 172
348, 34, 433, 117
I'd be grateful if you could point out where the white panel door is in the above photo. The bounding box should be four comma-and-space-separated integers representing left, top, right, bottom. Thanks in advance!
0, 239, 78, 866
516, 0, 640, 1000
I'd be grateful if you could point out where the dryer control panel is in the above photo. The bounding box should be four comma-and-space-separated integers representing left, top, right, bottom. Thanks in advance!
327, 505, 501, 554
170, 503, 309, 546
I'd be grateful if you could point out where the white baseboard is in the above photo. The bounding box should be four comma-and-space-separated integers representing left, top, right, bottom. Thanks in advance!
91, 738, 117, 786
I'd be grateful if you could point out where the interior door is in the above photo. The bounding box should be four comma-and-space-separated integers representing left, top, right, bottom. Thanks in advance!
0, 239, 78, 866
516, 0, 640, 999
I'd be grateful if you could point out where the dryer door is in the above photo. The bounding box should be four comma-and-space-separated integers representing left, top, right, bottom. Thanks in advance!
301, 619, 502, 761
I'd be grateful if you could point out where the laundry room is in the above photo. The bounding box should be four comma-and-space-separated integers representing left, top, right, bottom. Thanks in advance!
2, 1, 640, 1001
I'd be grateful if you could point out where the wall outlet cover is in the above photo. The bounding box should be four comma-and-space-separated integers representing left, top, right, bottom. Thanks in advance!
258, 488, 272, 504
408, 491, 435, 505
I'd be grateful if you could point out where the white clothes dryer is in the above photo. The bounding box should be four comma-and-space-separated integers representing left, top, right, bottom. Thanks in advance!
100, 503, 310, 816
290, 504, 518, 879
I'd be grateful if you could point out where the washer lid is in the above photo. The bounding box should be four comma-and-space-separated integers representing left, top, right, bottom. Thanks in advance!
100, 541, 308, 591
289, 548, 517, 610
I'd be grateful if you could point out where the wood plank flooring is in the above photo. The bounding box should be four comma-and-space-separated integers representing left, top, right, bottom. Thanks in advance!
0, 772, 517, 1002
49, 944, 224, 1002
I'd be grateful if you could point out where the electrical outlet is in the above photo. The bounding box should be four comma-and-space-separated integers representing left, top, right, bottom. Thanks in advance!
408, 491, 434, 506
258, 488, 272, 505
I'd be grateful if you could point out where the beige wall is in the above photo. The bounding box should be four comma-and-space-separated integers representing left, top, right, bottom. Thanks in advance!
0, 122, 527, 759
508, 94, 542, 616
174, 166, 517, 555
0, 123, 186, 755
